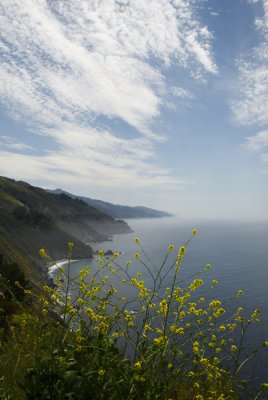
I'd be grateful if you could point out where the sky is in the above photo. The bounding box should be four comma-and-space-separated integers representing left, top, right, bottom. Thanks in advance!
0, 0, 268, 220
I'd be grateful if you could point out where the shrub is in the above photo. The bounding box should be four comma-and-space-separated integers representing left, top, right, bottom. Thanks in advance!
0, 232, 267, 399
0, 254, 30, 330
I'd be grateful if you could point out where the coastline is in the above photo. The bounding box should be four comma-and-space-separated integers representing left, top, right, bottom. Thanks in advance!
47, 259, 77, 285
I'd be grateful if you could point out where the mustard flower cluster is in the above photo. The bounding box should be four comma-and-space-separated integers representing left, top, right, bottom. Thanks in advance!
3, 229, 264, 400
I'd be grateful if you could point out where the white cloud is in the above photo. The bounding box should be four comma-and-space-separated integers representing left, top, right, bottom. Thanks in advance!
0, 0, 216, 190
0, 149, 188, 190
171, 86, 194, 99
254, 0, 268, 32
244, 130, 268, 150
232, 48, 268, 127
0, 135, 34, 150
231, 0, 268, 173
232, 0, 268, 127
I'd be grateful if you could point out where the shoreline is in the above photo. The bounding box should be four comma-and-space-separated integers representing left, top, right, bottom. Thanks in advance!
47, 259, 78, 283
46, 232, 127, 285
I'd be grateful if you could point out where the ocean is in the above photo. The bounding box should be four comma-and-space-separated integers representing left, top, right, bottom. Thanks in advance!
51, 217, 268, 391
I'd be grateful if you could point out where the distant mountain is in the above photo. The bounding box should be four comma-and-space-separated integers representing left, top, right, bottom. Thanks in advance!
49, 189, 173, 219
0, 177, 131, 287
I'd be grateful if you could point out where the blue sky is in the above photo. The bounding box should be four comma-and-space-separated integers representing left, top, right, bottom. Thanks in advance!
0, 0, 268, 220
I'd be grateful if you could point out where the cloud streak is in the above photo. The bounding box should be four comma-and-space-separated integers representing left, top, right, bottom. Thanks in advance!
244, 130, 268, 151
0, 0, 217, 191
0, 135, 34, 150
231, 0, 268, 127
232, 0, 268, 168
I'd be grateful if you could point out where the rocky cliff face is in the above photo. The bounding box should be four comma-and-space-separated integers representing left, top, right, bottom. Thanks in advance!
0, 177, 131, 286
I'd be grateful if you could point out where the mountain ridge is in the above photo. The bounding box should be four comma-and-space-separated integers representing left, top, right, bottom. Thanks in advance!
49, 189, 173, 219
0, 176, 131, 287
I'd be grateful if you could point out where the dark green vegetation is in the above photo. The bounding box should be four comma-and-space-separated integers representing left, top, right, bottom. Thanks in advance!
0, 254, 30, 329
0, 176, 131, 287
0, 238, 267, 400
49, 188, 173, 219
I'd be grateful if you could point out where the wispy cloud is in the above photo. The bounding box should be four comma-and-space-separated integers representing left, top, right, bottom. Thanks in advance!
170, 86, 195, 99
0, 135, 34, 151
244, 130, 268, 151
232, 0, 268, 169
232, 49, 268, 127
232, 0, 268, 126
0, 0, 216, 190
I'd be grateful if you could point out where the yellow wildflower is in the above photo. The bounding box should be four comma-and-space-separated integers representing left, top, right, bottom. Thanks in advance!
179, 246, 186, 256
144, 324, 152, 331
209, 300, 222, 308
153, 336, 167, 346
160, 299, 168, 317
168, 244, 175, 252
134, 361, 142, 370
39, 248, 47, 258
98, 369, 105, 376
134, 375, 145, 382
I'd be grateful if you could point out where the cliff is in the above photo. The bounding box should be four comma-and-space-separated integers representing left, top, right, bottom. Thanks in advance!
0, 177, 131, 286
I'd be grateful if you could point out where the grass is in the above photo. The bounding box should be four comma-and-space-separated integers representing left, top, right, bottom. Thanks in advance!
0, 190, 23, 208
0, 231, 267, 399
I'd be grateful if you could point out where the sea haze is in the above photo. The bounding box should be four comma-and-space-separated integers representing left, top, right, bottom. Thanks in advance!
55, 217, 268, 390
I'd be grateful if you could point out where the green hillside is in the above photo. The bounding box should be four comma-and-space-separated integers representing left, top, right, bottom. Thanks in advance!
0, 177, 131, 287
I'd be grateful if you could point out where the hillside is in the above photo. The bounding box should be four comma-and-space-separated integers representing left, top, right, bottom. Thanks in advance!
0, 177, 131, 286
49, 189, 173, 219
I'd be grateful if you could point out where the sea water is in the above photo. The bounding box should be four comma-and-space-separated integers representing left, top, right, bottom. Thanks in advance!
52, 217, 268, 390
